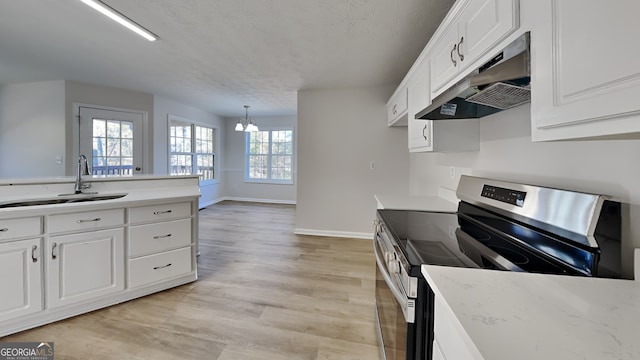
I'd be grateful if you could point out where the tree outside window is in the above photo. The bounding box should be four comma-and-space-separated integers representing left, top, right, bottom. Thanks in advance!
169, 117, 216, 183
246, 128, 294, 184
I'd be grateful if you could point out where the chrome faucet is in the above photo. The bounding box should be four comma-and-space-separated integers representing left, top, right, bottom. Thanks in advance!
74, 155, 91, 194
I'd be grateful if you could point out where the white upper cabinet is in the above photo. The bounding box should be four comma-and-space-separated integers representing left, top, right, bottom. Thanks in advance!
530, 0, 640, 141
408, 58, 433, 151
407, 57, 480, 153
431, 0, 519, 98
387, 86, 408, 126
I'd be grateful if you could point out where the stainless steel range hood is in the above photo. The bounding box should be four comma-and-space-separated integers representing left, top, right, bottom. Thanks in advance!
416, 33, 530, 120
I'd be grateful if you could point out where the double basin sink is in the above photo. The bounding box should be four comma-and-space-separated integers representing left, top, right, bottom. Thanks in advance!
0, 193, 128, 209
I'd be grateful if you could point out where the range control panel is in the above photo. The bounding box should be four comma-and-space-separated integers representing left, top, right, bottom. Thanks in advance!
482, 185, 527, 207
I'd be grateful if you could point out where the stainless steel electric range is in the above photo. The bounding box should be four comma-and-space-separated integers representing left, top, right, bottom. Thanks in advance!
374, 175, 623, 360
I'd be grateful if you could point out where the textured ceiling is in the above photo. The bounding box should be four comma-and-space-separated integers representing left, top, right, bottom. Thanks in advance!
0, 0, 454, 117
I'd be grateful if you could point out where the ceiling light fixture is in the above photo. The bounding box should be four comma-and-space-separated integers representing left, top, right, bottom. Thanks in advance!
235, 105, 259, 132
80, 0, 158, 41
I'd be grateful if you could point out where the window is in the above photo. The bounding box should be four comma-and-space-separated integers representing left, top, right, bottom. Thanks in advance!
91, 119, 134, 176
169, 116, 216, 183
246, 128, 294, 184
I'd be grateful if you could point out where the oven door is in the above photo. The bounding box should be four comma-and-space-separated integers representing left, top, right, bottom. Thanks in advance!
374, 231, 416, 360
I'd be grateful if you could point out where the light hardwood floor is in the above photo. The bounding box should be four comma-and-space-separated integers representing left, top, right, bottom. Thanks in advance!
2, 201, 380, 360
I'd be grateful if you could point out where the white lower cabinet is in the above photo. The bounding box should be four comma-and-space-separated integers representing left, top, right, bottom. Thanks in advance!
0, 196, 198, 337
129, 247, 192, 288
46, 228, 125, 309
434, 294, 478, 360
432, 338, 446, 360
0, 177, 200, 337
129, 218, 192, 257
128, 202, 194, 288
0, 238, 43, 322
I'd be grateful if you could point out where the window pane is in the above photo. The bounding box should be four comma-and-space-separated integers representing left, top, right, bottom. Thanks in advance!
92, 119, 134, 177
121, 139, 133, 156
121, 122, 133, 139
169, 122, 216, 181
246, 129, 293, 182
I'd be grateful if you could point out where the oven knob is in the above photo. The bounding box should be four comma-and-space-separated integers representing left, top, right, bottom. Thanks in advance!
388, 260, 400, 274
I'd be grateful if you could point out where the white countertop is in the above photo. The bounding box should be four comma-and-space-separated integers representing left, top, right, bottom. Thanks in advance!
422, 265, 640, 360
374, 194, 458, 212
0, 176, 200, 217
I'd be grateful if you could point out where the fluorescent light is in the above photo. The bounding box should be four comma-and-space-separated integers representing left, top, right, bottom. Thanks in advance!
80, 0, 157, 41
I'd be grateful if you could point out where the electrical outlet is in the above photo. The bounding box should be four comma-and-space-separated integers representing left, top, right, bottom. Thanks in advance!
449, 166, 455, 180
370, 161, 376, 170
55, 155, 63, 165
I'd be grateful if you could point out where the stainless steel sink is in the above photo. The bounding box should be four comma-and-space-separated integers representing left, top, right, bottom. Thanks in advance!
0, 193, 128, 208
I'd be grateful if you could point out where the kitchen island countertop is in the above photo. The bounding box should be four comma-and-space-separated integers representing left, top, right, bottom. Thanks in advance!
422, 264, 640, 360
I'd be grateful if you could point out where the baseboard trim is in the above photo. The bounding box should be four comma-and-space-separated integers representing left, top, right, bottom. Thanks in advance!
217, 196, 296, 205
294, 228, 373, 240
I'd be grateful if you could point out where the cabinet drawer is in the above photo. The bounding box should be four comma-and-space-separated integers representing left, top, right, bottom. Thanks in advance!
49, 209, 125, 234
129, 202, 191, 224
129, 218, 192, 257
129, 247, 192, 288
0, 217, 42, 241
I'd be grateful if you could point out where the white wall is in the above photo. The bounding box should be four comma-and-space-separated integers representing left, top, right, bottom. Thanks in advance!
153, 95, 226, 207
0, 81, 66, 178
223, 115, 297, 204
410, 103, 640, 277
296, 86, 410, 238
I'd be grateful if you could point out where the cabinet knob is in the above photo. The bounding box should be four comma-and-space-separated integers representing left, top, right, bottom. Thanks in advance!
450, 44, 458, 66
51, 242, 58, 260
32, 245, 38, 263
457, 36, 464, 61
0, 227, 8, 232
422, 124, 429, 140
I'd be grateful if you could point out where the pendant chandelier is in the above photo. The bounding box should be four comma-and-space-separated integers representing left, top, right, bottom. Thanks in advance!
235, 105, 259, 132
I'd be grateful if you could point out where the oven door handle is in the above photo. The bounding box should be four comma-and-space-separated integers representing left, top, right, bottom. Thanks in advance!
374, 238, 415, 323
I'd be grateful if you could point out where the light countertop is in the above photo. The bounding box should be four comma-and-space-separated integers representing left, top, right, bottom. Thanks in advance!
374, 194, 458, 212
422, 265, 640, 360
0, 176, 200, 217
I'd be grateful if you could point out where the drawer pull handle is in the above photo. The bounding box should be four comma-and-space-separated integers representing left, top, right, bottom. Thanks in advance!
77, 217, 101, 223
0, 228, 8, 232
153, 210, 172, 215
32, 245, 38, 263
153, 234, 172, 239
52, 243, 58, 260
153, 263, 172, 270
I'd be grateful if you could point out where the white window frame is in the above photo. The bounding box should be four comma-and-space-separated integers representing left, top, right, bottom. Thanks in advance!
168, 115, 218, 185
244, 126, 294, 185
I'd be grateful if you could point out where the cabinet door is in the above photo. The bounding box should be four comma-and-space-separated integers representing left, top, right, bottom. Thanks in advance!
531, 0, 640, 141
387, 87, 408, 126
431, 22, 462, 97
0, 238, 43, 322
47, 228, 124, 308
408, 59, 434, 152
458, 0, 518, 71
431, 0, 518, 98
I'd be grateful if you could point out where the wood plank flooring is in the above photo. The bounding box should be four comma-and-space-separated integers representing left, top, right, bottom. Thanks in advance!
2, 201, 380, 360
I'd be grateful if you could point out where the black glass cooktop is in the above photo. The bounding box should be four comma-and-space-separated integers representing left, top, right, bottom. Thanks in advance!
377, 205, 599, 277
